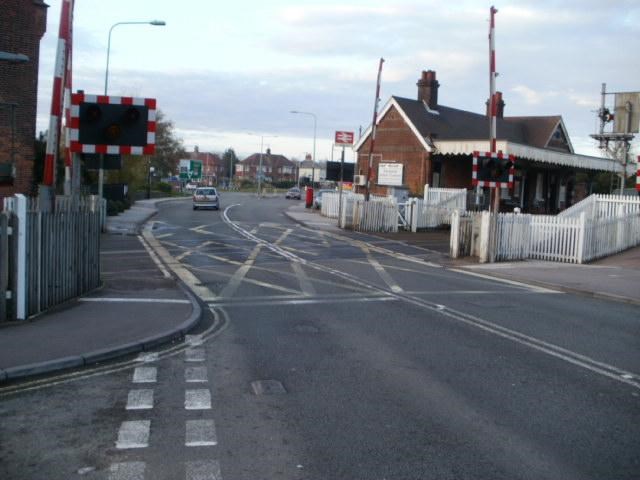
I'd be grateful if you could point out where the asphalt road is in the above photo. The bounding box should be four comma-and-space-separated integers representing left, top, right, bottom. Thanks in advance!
1, 192, 638, 480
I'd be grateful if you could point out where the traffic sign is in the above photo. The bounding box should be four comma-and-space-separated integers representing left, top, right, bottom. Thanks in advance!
335, 131, 354, 145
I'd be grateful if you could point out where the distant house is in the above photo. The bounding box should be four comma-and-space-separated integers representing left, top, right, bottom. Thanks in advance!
236, 149, 296, 183
189, 148, 224, 185
0, 0, 48, 202
298, 154, 326, 183
354, 70, 620, 213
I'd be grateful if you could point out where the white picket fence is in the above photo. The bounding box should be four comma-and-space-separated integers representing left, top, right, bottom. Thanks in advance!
558, 194, 640, 220
408, 186, 468, 231
424, 185, 467, 210
321, 192, 364, 218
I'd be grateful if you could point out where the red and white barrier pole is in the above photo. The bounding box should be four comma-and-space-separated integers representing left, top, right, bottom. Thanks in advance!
63, 3, 74, 195
43, 0, 73, 191
636, 156, 640, 192
489, 5, 500, 212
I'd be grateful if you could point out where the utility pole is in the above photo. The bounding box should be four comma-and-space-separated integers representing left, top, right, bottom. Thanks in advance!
365, 57, 384, 201
489, 5, 500, 213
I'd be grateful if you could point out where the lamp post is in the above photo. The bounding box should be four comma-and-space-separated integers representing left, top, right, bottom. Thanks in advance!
247, 133, 277, 197
290, 110, 317, 189
100, 20, 165, 200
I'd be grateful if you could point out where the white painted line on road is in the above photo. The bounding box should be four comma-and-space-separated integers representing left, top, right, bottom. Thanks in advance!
218, 241, 263, 298
185, 419, 218, 446
185, 389, 212, 410
186, 334, 204, 346
176, 250, 193, 261
274, 228, 293, 246
138, 235, 171, 279
143, 227, 217, 300
133, 367, 157, 383
448, 268, 560, 293
185, 348, 206, 362
292, 262, 316, 296
136, 352, 159, 363
79, 297, 191, 304
209, 296, 398, 308
116, 420, 150, 449
185, 460, 222, 480
361, 244, 404, 293
154, 233, 174, 239
126, 389, 154, 410
108, 461, 145, 480
185, 366, 208, 383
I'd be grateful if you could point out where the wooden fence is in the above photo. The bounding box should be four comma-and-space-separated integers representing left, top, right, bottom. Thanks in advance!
1, 194, 102, 320
321, 192, 364, 219
351, 199, 399, 233
559, 193, 640, 220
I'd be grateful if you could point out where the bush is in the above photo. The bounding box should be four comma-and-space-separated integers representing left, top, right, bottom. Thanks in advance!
157, 182, 172, 194
107, 200, 119, 216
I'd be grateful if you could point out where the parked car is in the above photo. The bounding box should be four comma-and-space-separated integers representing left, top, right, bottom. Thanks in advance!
193, 187, 220, 210
313, 189, 335, 209
285, 187, 301, 200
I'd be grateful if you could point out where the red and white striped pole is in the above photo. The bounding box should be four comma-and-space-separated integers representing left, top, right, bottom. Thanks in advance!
636, 156, 640, 193
489, 5, 499, 212
43, 0, 73, 191
365, 57, 385, 201
63, 4, 74, 195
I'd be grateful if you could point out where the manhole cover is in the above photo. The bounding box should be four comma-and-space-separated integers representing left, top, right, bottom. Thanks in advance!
251, 380, 286, 395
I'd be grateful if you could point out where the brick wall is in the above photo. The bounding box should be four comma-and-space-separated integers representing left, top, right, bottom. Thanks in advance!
356, 105, 430, 196
0, 0, 48, 201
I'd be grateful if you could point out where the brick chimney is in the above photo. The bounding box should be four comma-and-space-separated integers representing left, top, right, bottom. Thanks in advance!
486, 91, 505, 119
417, 70, 439, 109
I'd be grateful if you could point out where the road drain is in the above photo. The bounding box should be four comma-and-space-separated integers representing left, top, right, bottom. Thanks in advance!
251, 380, 287, 395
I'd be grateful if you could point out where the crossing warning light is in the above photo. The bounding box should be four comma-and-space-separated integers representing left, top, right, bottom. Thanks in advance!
69, 93, 156, 155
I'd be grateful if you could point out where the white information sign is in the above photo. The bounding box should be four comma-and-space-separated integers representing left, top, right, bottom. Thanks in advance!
377, 162, 404, 186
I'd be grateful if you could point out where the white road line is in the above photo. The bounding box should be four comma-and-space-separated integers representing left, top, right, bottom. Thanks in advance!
185, 419, 218, 446
186, 334, 204, 346
209, 296, 398, 308
143, 227, 216, 300
185, 389, 212, 410
274, 228, 293, 246
138, 235, 171, 278
116, 420, 150, 449
132, 367, 157, 383
79, 297, 190, 304
154, 233, 174, 239
448, 268, 560, 293
185, 460, 222, 480
361, 245, 404, 293
185, 348, 206, 362
218, 241, 263, 298
108, 462, 146, 480
126, 389, 154, 410
136, 353, 159, 363
291, 262, 316, 296
176, 251, 193, 261
185, 366, 208, 383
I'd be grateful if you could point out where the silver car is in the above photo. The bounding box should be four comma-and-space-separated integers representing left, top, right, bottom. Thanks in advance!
193, 187, 220, 210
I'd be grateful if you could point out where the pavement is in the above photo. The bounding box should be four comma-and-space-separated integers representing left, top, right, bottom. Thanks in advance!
1, 198, 637, 384
0, 197, 202, 384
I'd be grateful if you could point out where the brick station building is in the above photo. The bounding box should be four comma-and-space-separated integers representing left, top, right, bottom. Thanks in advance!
0, 0, 48, 202
355, 70, 620, 213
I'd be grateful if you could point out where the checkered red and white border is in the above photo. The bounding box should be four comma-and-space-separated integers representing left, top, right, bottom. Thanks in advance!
69, 93, 156, 155
471, 150, 515, 188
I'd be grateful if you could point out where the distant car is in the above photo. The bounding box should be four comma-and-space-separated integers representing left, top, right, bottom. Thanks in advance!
313, 189, 335, 209
285, 187, 301, 200
193, 187, 220, 210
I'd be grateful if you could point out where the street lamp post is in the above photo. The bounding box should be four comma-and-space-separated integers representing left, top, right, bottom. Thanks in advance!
248, 133, 277, 197
100, 20, 165, 200
290, 110, 317, 189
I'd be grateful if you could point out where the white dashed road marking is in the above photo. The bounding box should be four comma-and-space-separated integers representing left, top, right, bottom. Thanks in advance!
116, 420, 151, 449
185, 348, 206, 362
185, 460, 222, 480
126, 389, 154, 410
185, 389, 212, 410
185, 419, 218, 446
185, 366, 208, 383
108, 461, 146, 480
132, 366, 157, 383
136, 352, 159, 363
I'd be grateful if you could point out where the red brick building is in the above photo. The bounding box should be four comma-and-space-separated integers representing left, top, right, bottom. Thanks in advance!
0, 0, 48, 201
189, 148, 224, 185
236, 149, 296, 183
355, 70, 620, 213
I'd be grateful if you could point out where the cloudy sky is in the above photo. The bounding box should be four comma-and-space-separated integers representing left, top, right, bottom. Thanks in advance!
36, 0, 639, 162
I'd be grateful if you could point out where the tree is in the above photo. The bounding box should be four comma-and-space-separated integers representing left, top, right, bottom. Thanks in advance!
222, 148, 239, 182
151, 110, 186, 178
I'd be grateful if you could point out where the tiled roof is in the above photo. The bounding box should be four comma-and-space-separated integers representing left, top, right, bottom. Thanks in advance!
240, 153, 295, 167
392, 96, 563, 150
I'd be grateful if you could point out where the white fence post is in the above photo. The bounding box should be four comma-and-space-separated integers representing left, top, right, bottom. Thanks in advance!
576, 212, 586, 264
479, 211, 491, 263
450, 210, 460, 258
15, 194, 27, 320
